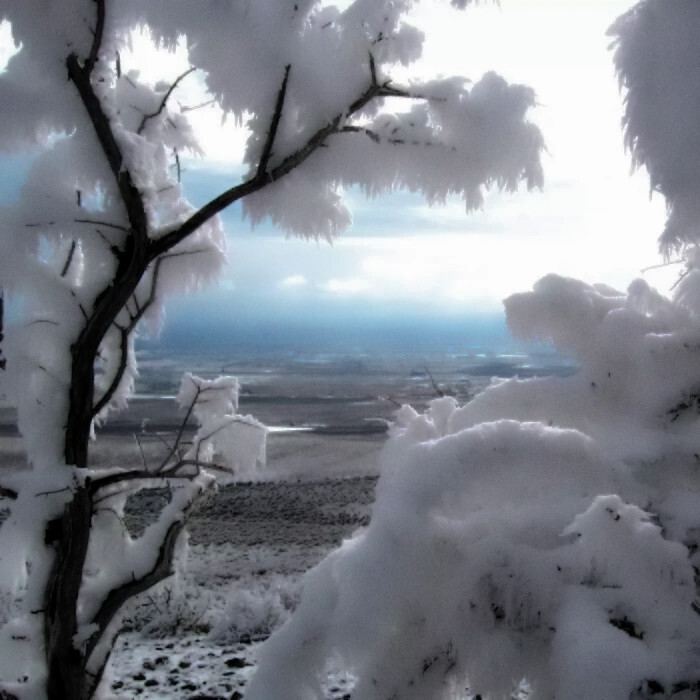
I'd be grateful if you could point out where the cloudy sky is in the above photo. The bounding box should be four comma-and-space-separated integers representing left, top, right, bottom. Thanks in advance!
0, 0, 675, 337
168, 0, 672, 330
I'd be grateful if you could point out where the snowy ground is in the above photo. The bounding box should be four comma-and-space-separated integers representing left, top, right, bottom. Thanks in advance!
97, 432, 383, 699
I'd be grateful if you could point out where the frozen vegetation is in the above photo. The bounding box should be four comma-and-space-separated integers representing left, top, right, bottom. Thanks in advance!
1, 0, 700, 698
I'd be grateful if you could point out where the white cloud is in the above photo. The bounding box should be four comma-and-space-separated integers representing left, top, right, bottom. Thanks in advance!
320, 277, 373, 296
279, 274, 308, 288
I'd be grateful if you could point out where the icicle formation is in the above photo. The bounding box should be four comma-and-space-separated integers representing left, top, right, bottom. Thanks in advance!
247, 273, 700, 699
610, 0, 700, 255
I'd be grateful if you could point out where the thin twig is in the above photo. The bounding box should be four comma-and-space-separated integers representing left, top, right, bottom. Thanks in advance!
640, 259, 682, 273
60, 240, 77, 278
84, 0, 106, 75
35, 486, 73, 498
134, 433, 148, 471
671, 269, 690, 291
158, 378, 200, 470
181, 98, 216, 113
148, 61, 421, 259
137, 67, 196, 135
74, 218, 130, 233
424, 364, 444, 398
0, 290, 5, 371
93, 507, 128, 533
91, 256, 167, 418
257, 65, 291, 177
380, 395, 402, 408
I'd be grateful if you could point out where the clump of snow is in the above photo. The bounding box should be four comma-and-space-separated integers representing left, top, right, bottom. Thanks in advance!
177, 373, 268, 479
610, 0, 700, 254
248, 272, 700, 699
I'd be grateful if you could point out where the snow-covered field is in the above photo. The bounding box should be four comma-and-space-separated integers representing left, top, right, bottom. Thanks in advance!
0, 346, 572, 699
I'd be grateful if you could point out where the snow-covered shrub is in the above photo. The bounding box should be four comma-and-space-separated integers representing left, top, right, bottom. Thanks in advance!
210, 586, 296, 646
133, 584, 212, 639
247, 274, 700, 700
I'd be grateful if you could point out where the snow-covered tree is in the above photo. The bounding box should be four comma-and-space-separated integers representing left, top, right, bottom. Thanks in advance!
246, 2, 700, 698
0, 1, 544, 698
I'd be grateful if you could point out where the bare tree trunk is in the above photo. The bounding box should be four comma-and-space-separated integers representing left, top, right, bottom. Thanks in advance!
0, 291, 6, 372
44, 487, 93, 700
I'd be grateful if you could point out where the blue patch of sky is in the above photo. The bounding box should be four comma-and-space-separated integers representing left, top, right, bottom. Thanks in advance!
172, 163, 516, 352
0, 152, 31, 205
0, 152, 517, 354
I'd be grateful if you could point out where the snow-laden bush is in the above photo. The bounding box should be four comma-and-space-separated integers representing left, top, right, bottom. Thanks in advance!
128, 584, 212, 639
210, 586, 296, 646
247, 272, 700, 700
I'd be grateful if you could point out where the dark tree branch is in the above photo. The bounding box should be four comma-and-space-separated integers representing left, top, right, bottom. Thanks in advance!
66, 24, 150, 467
134, 432, 148, 470
0, 290, 5, 371
60, 240, 77, 278
369, 52, 377, 86
91, 326, 128, 419
172, 149, 181, 183
137, 67, 196, 135
84, 486, 208, 671
0, 484, 18, 500
89, 461, 204, 494
84, 516, 185, 686
256, 65, 291, 177
142, 429, 176, 456
91, 256, 164, 419
74, 218, 130, 233
181, 98, 216, 113
84, 0, 106, 75
67, 54, 148, 239
424, 364, 445, 398
89, 458, 225, 494
158, 378, 200, 470
147, 62, 418, 260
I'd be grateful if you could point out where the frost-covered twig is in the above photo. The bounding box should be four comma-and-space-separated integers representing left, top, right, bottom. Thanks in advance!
136, 67, 196, 135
